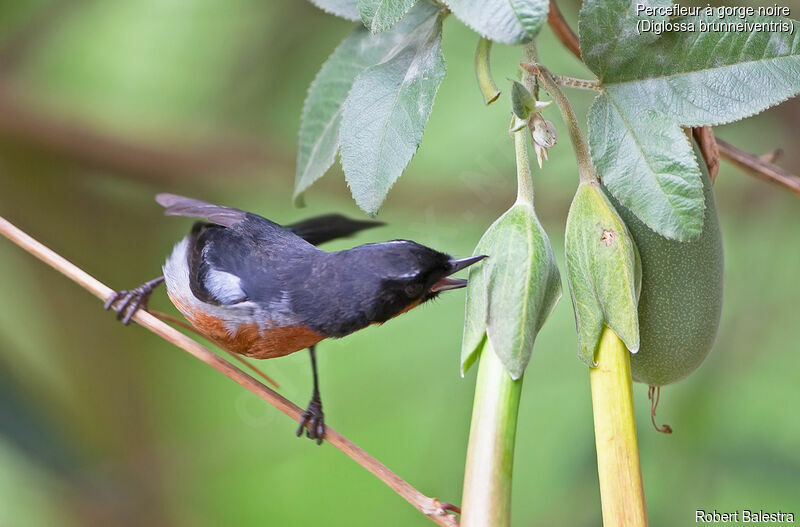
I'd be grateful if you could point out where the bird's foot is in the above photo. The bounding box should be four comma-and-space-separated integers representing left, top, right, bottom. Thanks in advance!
104, 277, 165, 325
296, 395, 325, 445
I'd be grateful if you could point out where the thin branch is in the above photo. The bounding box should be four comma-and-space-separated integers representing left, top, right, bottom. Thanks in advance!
546, 0, 800, 196
0, 215, 460, 527
760, 147, 783, 164
548, 1, 581, 59
692, 127, 720, 183
716, 138, 800, 196
552, 74, 600, 91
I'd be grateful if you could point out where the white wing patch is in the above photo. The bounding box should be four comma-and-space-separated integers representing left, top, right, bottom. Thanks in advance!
204, 268, 247, 304
162, 235, 297, 333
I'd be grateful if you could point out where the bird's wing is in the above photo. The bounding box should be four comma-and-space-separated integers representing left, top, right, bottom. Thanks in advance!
158, 194, 384, 247
286, 214, 384, 246
186, 222, 316, 310
156, 193, 247, 228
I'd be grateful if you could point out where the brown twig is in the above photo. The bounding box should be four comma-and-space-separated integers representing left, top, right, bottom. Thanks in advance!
692, 127, 720, 183
0, 215, 460, 527
716, 138, 800, 196
760, 148, 783, 164
548, 1, 581, 59
546, 0, 800, 196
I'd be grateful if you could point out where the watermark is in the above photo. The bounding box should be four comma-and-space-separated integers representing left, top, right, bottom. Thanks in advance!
635, 3, 795, 35
695, 509, 795, 523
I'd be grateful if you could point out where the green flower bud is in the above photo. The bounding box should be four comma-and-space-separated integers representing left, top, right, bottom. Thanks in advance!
564, 182, 641, 365
461, 202, 562, 379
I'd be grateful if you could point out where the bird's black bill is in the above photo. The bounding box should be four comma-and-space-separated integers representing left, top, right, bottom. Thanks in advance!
430, 255, 488, 292
430, 277, 468, 292
447, 255, 487, 274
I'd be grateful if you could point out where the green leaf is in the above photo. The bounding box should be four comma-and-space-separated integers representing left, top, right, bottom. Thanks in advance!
587, 92, 704, 240
358, 0, 418, 33
510, 80, 535, 120
307, 0, 360, 21
510, 0, 549, 39
340, 3, 444, 214
587, 10, 800, 125
461, 203, 562, 378
564, 182, 641, 365
295, 2, 440, 203
443, 0, 547, 45
579, 0, 670, 79
580, 0, 800, 239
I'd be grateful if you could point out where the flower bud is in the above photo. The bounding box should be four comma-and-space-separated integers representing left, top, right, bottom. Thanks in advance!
530, 114, 557, 168
461, 202, 562, 378
564, 182, 641, 365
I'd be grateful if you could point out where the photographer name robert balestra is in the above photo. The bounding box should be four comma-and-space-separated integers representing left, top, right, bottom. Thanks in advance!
696, 509, 795, 523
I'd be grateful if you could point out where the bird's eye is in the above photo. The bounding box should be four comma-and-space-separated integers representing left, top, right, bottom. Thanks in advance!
404, 283, 423, 297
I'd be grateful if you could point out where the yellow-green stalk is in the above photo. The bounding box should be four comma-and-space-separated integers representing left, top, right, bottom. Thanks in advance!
590, 328, 648, 526
461, 341, 522, 527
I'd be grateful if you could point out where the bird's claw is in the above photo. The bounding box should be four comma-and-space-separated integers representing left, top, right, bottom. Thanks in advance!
104, 277, 163, 326
296, 396, 325, 445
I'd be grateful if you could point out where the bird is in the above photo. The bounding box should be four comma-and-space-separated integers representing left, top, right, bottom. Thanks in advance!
105, 194, 486, 444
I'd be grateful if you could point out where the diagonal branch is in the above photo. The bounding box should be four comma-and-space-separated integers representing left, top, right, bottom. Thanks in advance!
546, 0, 800, 196
692, 126, 720, 183
0, 215, 460, 527
715, 138, 800, 195
548, 0, 581, 59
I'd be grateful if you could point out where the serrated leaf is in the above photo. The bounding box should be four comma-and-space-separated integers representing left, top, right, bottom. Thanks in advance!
510, 80, 535, 120
603, 14, 800, 126
295, 2, 440, 203
308, 0, 360, 21
443, 0, 547, 45
510, 0, 549, 39
564, 182, 641, 365
580, 0, 800, 239
579, 0, 670, 79
340, 4, 444, 214
359, 0, 418, 33
461, 203, 562, 379
588, 92, 704, 240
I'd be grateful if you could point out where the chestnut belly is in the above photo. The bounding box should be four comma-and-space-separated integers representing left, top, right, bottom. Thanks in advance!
169, 294, 323, 359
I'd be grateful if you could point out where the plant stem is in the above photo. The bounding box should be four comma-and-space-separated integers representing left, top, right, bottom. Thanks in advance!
589, 327, 648, 527
522, 42, 539, 98
475, 37, 500, 105
552, 75, 600, 91
514, 128, 534, 205
521, 62, 597, 185
461, 341, 523, 527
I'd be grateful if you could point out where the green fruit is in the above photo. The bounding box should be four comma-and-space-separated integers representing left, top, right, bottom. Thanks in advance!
608, 143, 723, 386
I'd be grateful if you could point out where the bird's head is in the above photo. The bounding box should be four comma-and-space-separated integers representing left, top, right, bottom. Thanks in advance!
344, 240, 487, 323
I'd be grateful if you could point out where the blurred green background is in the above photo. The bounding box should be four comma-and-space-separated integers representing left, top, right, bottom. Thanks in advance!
1, 1, 798, 525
